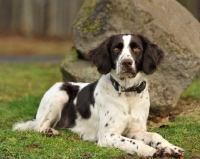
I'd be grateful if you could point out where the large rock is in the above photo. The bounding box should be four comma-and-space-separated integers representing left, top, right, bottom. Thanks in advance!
61, 0, 200, 116
60, 47, 100, 83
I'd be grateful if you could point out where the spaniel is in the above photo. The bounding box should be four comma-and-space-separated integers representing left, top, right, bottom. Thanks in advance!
13, 34, 184, 158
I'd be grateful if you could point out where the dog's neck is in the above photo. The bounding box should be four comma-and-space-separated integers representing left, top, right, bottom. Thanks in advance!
109, 69, 147, 90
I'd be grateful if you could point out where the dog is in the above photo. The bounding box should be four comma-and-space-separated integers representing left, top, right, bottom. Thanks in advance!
13, 34, 184, 158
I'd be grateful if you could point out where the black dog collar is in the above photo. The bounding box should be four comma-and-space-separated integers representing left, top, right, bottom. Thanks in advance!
110, 75, 146, 95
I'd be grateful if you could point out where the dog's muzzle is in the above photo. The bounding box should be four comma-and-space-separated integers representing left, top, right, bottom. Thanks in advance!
120, 59, 136, 77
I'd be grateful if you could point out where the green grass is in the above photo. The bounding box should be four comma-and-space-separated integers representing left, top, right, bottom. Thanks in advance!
0, 63, 62, 101
0, 62, 200, 159
149, 110, 200, 159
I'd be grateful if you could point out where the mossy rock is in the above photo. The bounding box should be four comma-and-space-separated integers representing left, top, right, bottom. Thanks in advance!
72, 0, 113, 59
60, 47, 100, 82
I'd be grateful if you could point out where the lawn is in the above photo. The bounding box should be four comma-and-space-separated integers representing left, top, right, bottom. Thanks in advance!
0, 36, 199, 158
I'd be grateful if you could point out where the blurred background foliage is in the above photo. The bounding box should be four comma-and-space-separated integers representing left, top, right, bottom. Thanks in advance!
0, 0, 199, 39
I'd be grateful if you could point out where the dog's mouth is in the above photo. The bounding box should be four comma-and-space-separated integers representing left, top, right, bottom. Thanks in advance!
118, 68, 137, 78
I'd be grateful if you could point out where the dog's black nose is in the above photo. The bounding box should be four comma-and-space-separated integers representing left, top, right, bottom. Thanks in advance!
121, 59, 133, 68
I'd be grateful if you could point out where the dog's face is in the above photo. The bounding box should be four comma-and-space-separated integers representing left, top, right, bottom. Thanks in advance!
88, 34, 164, 78
110, 35, 144, 78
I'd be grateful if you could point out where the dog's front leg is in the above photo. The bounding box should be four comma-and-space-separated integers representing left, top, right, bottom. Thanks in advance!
130, 131, 184, 158
98, 133, 162, 157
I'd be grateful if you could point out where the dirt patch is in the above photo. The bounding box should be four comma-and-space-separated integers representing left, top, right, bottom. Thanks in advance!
176, 98, 200, 116
148, 98, 200, 129
191, 157, 200, 159
25, 142, 43, 150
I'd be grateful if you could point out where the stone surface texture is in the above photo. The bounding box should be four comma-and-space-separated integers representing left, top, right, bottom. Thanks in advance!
61, 0, 200, 115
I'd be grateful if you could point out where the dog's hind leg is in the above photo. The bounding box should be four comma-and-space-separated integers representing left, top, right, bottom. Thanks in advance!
13, 82, 69, 135
37, 86, 69, 136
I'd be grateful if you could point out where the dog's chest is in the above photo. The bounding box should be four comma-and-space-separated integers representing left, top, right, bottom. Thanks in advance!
94, 82, 150, 134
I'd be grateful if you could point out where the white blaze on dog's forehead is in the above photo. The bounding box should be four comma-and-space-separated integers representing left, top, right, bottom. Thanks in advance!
120, 35, 133, 60
121, 35, 132, 57
122, 35, 131, 49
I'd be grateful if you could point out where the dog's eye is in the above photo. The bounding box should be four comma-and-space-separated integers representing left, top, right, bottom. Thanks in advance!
113, 47, 120, 53
133, 48, 140, 53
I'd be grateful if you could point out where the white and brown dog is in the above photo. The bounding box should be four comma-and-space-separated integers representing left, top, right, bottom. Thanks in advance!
13, 34, 184, 158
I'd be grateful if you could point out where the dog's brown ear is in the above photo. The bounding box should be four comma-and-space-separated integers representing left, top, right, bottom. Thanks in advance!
138, 35, 164, 75
87, 37, 113, 74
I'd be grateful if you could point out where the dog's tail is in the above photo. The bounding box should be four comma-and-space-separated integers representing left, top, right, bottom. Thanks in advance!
12, 118, 39, 132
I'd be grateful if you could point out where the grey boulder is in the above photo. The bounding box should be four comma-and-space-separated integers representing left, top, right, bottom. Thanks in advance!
61, 0, 200, 117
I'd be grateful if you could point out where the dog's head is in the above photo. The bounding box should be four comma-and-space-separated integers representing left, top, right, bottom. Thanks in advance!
88, 34, 164, 78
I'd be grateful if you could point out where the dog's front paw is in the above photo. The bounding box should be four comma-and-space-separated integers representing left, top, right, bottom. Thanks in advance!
163, 145, 184, 158
140, 146, 166, 158
41, 128, 59, 136
152, 149, 164, 158
156, 142, 184, 158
